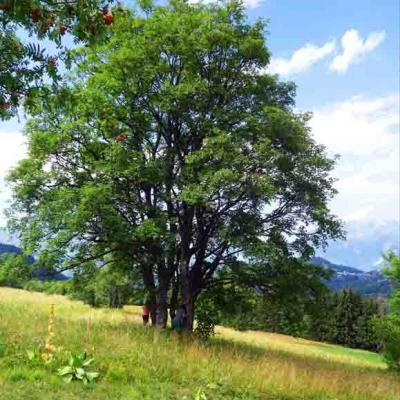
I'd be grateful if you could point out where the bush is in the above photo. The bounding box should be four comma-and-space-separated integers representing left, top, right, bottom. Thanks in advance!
23, 280, 71, 295
374, 252, 400, 371
374, 315, 400, 371
0, 254, 32, 288
68, 264, 133, 308
195, 295, 217, 340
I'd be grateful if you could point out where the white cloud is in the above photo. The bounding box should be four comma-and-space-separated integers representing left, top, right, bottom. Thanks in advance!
0, 131, 26, 176
188, 0, 263, 9
0, 131, 27, 223
241, 0, 263, 8
268, 40, 335, 77
329, 29, 385, 73
267, 29, 385, 77
310, 94, 399, 223
311, 94, 398, 155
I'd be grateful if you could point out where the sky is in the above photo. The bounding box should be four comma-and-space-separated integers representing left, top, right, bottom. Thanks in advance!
0, 0, 399, 269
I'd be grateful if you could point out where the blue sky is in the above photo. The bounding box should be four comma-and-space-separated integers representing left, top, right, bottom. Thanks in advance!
0, 0, 399, 269
251, 0, 399, 109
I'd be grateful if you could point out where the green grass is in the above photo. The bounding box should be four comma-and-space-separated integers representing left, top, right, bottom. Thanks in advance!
0, 287, 399, 400
310, 341, 384, 364
216, 326, 386, 370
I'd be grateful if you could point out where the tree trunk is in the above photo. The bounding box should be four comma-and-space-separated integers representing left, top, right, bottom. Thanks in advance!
155, 286, 168, 328
179, 257, 194, 331
169, 272, 179, 320
150, 303, 157, 326
185, 295, 195, 331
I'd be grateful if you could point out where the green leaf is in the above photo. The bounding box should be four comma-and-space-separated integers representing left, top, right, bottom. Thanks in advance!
86, 371, 100, 381
68, 354, 74, 367
63, 374, 74, 383
58, 366, 74, 376
82, 358, 94, 367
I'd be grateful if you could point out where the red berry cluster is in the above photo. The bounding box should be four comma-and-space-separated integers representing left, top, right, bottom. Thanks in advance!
30, 7, 42, 22
47, 57, 57, 68
102, 7, 114, 26
59, 25, 68, 35
27, 4, 114, 35
116, 134, 127, 143
1, 101, 10, 110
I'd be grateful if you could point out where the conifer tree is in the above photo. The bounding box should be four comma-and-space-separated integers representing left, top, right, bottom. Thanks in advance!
335, 289, 363, 347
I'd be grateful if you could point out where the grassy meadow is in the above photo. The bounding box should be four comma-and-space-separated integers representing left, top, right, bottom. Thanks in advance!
0, 287, 399, 400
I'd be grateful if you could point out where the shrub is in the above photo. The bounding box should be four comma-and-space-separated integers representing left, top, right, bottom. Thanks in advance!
194, 296, 217, 340
374, 252, 400, 371
23, 280, 71, 295
374, 315, 400, 371
0, 254, 32, 287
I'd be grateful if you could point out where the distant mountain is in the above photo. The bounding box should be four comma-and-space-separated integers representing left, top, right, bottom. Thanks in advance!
0, 243, 35, 264
0, 242, 68, 281
312, 257, 361, 274
312, 257, 391, 297
317, 220, 399, 271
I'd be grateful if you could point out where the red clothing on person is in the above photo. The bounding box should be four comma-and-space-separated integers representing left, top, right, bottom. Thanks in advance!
143, 304, 151, 316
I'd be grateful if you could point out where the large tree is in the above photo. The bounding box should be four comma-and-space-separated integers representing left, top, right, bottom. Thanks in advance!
0, 0, 115, 119
7, 0, 342, 330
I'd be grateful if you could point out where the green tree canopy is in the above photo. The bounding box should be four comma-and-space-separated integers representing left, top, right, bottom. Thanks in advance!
7, 0, 343, 329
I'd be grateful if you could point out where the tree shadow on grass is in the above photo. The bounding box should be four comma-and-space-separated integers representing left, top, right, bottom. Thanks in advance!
207, 334, 390, 376
83, 317, 394, 378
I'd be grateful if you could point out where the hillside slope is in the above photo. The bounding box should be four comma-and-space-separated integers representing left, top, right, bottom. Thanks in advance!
0, 288, 399, 400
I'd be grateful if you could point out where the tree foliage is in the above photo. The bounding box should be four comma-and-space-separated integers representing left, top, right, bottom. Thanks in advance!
69, 261, 139, 308
201, 258, 332, 335
0, 253, 33, 287
374, 252, 400, 370
332, 289, 379, 350
7, 0, 342, 330
310, 289, 381, 351
0, 0, 116, 119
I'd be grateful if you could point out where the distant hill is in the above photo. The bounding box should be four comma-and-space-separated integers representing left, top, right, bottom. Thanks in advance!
0, 242, 68, 281
0, 243, 35, 264
312, 257, 391, 297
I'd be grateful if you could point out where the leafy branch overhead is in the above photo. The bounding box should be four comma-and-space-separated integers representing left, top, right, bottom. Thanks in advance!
0, 0, 116, 119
